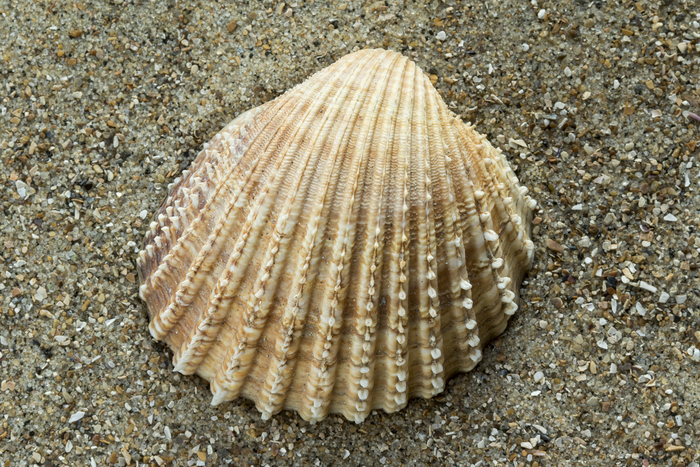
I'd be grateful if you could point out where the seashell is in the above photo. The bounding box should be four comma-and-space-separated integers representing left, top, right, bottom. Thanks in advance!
138, 49, 537, 423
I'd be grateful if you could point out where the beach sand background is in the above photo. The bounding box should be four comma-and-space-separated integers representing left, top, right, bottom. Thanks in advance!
1, 0, 699, 465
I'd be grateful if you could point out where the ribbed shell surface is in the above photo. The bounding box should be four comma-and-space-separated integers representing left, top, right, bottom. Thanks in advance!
138, 49, 537, 423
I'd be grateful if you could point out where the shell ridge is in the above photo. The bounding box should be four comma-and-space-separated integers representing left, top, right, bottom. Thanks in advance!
143, 92, 312, 336
294, 51, 396, 421
318, 51, 406, 421
171, 158, 293, 373
422, 86, 469, 379
147, 127, 293, 340
438, 120, 488, 364
378, 58, 417, 412
416, 75, 445, 398
303, 50, 403, 420
291, 53, 409, 420
162, 58, 362, 348
164, 105, 265, 220
450, 130, 499, 350
172, 55, 360, 376
139, 116, 260, 305
480, 140, 534, 280
366, 59, 417, 414
208, 54, 372, 404
146, 131, 268, 338
139, 106, 264, 251
401, 69, 432, 400
235, 53, 376, 415
169, 86, 346, 374
477, 142, 528, 298
142, 75, 322, 280
324, 50, 404, 418
247, 52, 387, 419
141, 99, 288, 279
452, 122, 511, 351
342, 52, 409, 423
469, 140, 519, 265
433, 101, 478, 369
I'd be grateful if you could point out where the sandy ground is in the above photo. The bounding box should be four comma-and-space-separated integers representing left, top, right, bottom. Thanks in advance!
1, 0, 700, 466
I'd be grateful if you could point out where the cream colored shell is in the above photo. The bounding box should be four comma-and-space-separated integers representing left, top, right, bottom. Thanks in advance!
138, 49, 536, 423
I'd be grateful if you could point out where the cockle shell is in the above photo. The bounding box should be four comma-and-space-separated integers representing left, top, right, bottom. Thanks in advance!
138, 49, 537, 423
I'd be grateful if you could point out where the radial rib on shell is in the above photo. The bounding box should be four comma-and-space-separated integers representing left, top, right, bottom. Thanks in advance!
138, 48, 537, 423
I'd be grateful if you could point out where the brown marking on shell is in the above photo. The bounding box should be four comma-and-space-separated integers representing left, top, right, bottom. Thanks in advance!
138, 49, 537, 423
